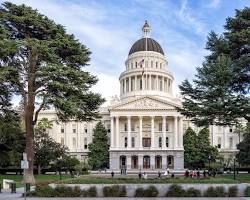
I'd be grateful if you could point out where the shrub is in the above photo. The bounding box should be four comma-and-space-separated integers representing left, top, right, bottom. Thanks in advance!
165, 184, 185, 197
34, 185, 55, 197
204, 186, 226, 197
245, 186, 250, 197
103, 185, 126, 197
228, 186, 238, 197
185, 187, 202, 197
87, 186, 97, 197
54, 185, 77, 197
134, 186, 158, 197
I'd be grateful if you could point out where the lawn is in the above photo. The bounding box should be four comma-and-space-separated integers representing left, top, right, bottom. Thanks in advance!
61, 175, 240, 184
0, 174, 71, 188
219, 173, 250, 183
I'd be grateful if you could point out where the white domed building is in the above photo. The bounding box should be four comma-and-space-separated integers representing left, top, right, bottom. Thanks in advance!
38, 21, 240, 171
109, 21, 184, 171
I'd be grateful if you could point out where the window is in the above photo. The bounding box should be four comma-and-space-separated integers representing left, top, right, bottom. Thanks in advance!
229, 137, 233, 149
139, 79, 142, 90
61, 137, 64, 145
84, 138, 88, 149
158, 123, 162, 131
61, 127, 64, 133
159, 137, 162, 147
143, 138, 151, 147
125, 137, 128, 147
131, 137, 135, 148
72, 124, 76, 133
135, 62, 137, 68
151, 61, 153, 68
156, 62, 158, 68
229, 128, 233, 133
85, 128, 88, 133
166, 137, 169, 147
124, 123, 127, 131
73, 137, 76, 148
166, 123, 169, 131
131, 123, 135, 131
160, 63, 162, 69
217, 137, 221, 149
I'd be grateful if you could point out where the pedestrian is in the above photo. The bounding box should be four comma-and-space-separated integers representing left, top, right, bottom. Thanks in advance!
158, 171, 161, 178
138, 172, 142, 179
212, 170, 216, 178
203, 170, 206, 178
111, 171, 114, 178
171, 173, 175, 178
197, 170, 200, 178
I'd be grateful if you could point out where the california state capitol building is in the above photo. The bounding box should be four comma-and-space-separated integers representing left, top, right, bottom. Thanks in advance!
38, 21, 240, 171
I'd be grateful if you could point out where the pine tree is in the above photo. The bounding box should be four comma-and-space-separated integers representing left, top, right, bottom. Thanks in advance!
88, 122, 109, 169
0, 2, 105, 183
179, 7, 250, 126
236, 123, 250, 165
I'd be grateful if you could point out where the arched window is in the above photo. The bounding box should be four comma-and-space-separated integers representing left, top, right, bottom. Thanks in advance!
155, 156, 162, 169
125, 137, 128, 147
131, 137, 135, 148
120, 156, 126, 169
131, 155, 138, 169
135, 62, 137, 68
143, 155, 150, 169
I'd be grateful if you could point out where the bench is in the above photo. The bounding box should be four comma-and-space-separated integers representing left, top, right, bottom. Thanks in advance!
3, 179, 14, 189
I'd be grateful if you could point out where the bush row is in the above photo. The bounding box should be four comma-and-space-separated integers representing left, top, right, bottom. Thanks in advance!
28, 184, 250, 197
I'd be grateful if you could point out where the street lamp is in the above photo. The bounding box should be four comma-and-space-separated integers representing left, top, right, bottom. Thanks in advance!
208, 155, 211, 170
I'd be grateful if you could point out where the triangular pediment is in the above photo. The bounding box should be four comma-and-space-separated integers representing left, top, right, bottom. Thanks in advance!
111, 96, 180, 111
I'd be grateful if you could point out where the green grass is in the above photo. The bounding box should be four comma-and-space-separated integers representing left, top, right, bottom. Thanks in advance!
219, 174, 250, 183
0, 174, 71, 188
61, 176, 239, 185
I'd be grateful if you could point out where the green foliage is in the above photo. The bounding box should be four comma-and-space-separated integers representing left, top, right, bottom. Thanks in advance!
0, 112, 25, 167
245, 186, 250, 197
28, 185, 97, 197
55, 155, 80, 173
88, 122, 109, 169
204, 186, 226, 197
103, 185, 126, 197
34, 118, 68, 173
183, 127, 219, 168
179, 7, 250, 126
185, 187, 202, 197
228, 186, 238, 197
236, 123, 250, 165
165, 184, 185, 197
134, 186, 158, 197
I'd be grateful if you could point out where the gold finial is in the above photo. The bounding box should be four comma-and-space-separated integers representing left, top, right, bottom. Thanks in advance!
142, 20, 150, 38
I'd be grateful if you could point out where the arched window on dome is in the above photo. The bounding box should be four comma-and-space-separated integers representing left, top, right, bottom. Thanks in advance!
135, 62, 137, 68
151, 61, 153, 68
156, 62, 158, 68
159, 79, 163, 91
131, 62, 133, 69
160, 63, 162, 69
139, 79, 142, 90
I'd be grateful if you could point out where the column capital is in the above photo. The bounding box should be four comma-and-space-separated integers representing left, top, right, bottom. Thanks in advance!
139, 116, 143, 120
115, 116, 120, 119
127, 116, 131, 119
151, 115, 155, 119
162, 115, 167, 119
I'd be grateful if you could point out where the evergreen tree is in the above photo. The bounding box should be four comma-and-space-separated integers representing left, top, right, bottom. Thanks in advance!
183, 127, 199, 168
236, 123, 250, 165
88, 122, 109, 169
179, 7, 250, 126
0, 2, 105, 183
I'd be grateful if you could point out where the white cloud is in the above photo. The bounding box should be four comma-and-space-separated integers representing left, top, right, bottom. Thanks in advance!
206, 0, 221, 8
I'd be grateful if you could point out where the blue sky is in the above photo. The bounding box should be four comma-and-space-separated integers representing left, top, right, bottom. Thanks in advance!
3, 0, 249, 104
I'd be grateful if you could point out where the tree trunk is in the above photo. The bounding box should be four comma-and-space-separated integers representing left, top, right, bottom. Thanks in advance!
38, 164, 41, 175
24, 46, 38, 184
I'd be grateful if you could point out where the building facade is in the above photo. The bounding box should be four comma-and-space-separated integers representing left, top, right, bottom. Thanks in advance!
38, 21, 240, 171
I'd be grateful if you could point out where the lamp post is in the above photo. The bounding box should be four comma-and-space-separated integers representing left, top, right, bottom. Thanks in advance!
208, 155, 211, 170
233, 158, 236, 180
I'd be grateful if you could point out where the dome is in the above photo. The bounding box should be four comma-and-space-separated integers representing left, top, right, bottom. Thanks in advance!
128, 38, 164, 55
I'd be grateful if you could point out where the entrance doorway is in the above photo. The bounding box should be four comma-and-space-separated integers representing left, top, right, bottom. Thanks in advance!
131, 155, 138, 169
120, 155, 126, 169
155, 155, 162, 169
143, 155, 150, 169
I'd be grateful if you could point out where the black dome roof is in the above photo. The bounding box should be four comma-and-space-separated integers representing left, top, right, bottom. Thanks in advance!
129, 38, 164, 55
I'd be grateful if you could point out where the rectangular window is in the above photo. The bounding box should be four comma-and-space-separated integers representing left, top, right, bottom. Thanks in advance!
143, 137, 151, 147
166, 123, 169, 131
158, 123, 162, 131
217, 137, 221, 149
85, 128, 88, 133
159, 137, 162, 147
61, 127, 64, 133
229, 128, 233, 133
166, 137, 169, 147
61, 137, 64, 145
131, 123, 135, 131
151, 61, 153, 68
73, 137, 76, 148
131, 137, 135, 148
125, 137, 128, 147
229, 137, 233, 149
72, 124, 76, 133
84, 138, 88, 149
124, 123, 127, 131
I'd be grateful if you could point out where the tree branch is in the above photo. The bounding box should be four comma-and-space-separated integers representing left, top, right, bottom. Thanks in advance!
33, 98, 46, 125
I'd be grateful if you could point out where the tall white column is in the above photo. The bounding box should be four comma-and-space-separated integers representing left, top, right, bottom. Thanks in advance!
139, 116, 143, 149
127, 116, 131, 148
162, 116, 166, 148
223, 126, 226, 149
151, 116, 155, 149
179, 117, 183, 148
111, 117, 114, 148
116, 116, 119, 148
135, 75, 137, 91
162, 77, 165, 92
174, 116, 178, 148
124, 79, 127, 93
166, 79, 169, 92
